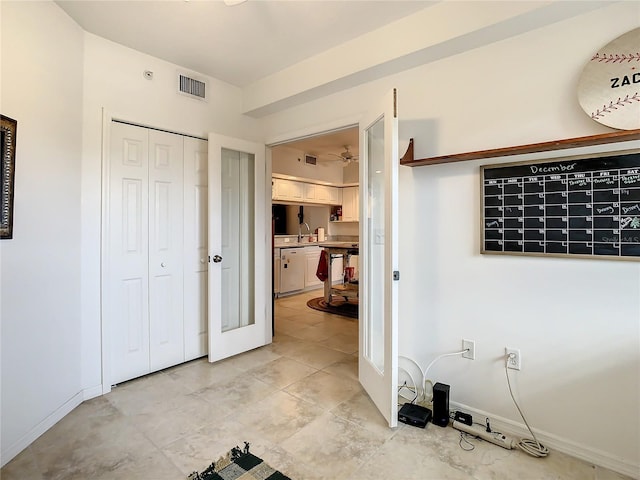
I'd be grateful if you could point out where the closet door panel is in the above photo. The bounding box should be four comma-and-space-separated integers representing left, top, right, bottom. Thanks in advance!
184, 137, 209, 360
148, 130, 185, 371
109, 123, 150, 384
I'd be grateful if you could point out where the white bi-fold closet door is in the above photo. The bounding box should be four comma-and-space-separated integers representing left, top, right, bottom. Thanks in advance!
107, 121, 208, 384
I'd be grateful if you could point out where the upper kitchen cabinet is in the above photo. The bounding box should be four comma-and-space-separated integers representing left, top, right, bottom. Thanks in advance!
272, 177, 304, 202
341, 186, 359, 222
272, 176, 341, 206
304, 182, 342, 205
326, 185, 343, 204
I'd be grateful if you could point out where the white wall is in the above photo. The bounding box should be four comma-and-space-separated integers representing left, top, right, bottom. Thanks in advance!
342, 162, 358, 184
283, 205, 330, 238
261, 3, 640, 476
80, 33, 263, 393
328, 221, 359, 239
0, 1, 84, 465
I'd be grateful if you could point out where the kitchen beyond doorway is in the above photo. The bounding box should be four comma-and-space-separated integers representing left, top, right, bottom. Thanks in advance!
270, 125, 360, 304
269, 125, 361, 388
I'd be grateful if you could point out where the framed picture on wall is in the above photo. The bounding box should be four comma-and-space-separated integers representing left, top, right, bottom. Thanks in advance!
1, 114, 17, 239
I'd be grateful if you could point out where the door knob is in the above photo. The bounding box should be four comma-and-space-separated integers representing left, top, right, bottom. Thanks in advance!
160, 262, 166, 267
200, 258, 206, 264
212, 255, 223, 263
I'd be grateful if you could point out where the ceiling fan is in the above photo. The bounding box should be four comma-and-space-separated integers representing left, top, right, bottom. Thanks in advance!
328, 145, 359, 165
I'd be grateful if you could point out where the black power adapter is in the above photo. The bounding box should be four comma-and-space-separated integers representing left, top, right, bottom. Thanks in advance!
454, 411, 472, 426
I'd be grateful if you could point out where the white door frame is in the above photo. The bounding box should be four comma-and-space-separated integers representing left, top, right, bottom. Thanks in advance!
266, 110, 398, 426
265, 117, 362, 149
265, 118, 362, 343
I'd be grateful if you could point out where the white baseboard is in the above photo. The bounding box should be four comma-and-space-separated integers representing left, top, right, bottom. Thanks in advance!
450, 401, 639, 479
0, 391, 84, 468
82, 384, 103, 401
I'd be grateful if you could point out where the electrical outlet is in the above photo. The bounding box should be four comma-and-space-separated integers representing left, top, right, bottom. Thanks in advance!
505, 348, 521, 370
462, 339, 475, 360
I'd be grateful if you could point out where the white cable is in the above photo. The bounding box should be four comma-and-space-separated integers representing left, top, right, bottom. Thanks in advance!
398, 366, 419, 403
398, 384, 417, 403
424, 349, 469, 377
399, 356, 426, 399
504, 354, 549, 458
422, 349, 469, 402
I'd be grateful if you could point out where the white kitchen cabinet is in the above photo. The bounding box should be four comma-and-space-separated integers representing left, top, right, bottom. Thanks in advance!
273, 177, 304, 202
328, 186, 342, 204
273, 177, 341, 205
281, 178, 305, 201
304, 246, 322, 288
303, 182, 319, 203
277, 246, 325, 294
341, 186, 359, 222
271, 178, 284, 199
314, 184, 341, 205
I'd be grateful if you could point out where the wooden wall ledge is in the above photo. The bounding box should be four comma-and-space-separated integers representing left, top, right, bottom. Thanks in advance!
400, 130, 640, 167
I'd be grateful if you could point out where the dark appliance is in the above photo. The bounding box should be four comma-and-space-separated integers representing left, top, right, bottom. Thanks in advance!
432, 382, 450, 427
272, 204, 287, 235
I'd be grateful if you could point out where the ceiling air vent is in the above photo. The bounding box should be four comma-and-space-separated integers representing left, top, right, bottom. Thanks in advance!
178, 73, 207, 101
305, 154, 317, 165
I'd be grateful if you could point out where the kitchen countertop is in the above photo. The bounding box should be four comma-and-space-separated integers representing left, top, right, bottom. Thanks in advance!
274, 236, 359, 249
274, 242, 359, 249
274, 241, 320, 248
319, 241, 359, 249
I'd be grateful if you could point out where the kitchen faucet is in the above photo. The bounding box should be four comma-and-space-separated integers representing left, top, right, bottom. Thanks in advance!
298, 222, 311, 242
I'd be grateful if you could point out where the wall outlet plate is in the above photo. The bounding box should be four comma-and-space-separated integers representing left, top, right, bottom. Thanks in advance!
462, 339, 475, 360
505, 347, 521, 370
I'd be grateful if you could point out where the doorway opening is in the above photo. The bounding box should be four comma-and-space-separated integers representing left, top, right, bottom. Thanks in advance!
268, 125, 360, 376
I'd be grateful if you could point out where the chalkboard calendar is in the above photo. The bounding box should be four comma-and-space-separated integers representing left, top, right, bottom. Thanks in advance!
481, 149, 640, 260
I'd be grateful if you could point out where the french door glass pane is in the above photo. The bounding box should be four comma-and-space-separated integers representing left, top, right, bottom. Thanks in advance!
221, 148, 255, 333
365, 117, 385, 372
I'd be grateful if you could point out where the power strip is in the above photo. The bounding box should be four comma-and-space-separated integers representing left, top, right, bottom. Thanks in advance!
452, 420, 515, 450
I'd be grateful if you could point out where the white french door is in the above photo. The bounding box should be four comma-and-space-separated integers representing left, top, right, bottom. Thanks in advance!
208, 134, 271, 362
358, 89, 399, 427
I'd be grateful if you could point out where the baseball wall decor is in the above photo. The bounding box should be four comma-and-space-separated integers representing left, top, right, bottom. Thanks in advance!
577, 27, 640, 131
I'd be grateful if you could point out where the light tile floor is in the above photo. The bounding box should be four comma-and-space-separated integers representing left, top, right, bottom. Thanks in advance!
1, 290, 633, 479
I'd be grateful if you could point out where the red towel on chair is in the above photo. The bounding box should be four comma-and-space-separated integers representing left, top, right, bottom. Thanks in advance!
316, 250, 329, 281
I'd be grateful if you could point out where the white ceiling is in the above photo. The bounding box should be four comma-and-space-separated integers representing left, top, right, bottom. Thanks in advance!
272, 126, 359, 164
54, 1, 610, 157
56, 0, 433, 87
